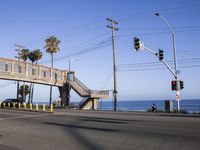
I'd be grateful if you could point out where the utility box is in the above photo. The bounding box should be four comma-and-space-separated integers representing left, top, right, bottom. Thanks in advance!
165, 100, 173, 112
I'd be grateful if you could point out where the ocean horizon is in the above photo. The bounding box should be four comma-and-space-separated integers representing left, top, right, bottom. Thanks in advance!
32, 99, 200, 113
99, 99, 200, 113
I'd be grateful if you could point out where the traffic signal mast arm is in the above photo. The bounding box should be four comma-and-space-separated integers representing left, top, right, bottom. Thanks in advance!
143, 46, 177, 78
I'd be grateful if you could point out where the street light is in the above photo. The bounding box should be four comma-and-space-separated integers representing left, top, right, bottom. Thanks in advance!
155, 13, 181, 111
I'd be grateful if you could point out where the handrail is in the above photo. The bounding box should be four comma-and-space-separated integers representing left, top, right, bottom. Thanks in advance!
74, 77, 91, 93
68, 77, 109, 97
69, 80, 89, 96
90, 90, 109, 95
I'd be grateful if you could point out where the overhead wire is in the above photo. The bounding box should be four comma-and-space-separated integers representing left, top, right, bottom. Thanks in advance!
101, 69, 113, 90
117, 58, 200, 68
36, 31, 111, 64
0, 82, 16, 88
112, 2, 200, 20
40, 39, 111, 64
120, 26, 200, 31
116, 28, 200, 37
55, 32, 110, 56
117, 57, 200, 72
21, 19, 105, 47
117, 64, 200, 72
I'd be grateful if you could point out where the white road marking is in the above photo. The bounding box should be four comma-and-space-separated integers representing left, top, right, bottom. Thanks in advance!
0, 111, 23, 115
0, 114, 51, 121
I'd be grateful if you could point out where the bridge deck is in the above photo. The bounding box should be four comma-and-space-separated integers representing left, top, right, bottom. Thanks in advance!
0, 57, 109, 99
0, 57, 66, 86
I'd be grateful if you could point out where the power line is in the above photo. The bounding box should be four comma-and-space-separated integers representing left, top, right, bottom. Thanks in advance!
0, 82, 16, 89
117, 58, 200, 72
120, 26, 200, 31
117, 64, 200, 72
40, 34, 111, 64
101, 69, 113, 90
116, 28, 200, 37
117, 57, 200, 68
40, 32, 111, 64
40, 39, 111, 64
112, 2, 200, 19
20, 20, 105, 47
55, 32, 110, 57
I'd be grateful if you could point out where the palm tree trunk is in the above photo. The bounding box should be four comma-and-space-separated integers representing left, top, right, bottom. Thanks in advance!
51, 53, 53, 68
28, 62, 33, 104
28, 83, 32, 104
31, 83, 34, 103
23, 82, 25, 103
50, 53, 53, 105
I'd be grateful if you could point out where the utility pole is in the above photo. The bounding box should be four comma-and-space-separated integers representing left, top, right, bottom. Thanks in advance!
15, 44, 25, 101
106, 18, 118, 111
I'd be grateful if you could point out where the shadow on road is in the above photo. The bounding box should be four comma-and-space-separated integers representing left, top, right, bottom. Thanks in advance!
44, 122, 119, 132
44, 121, 120, 150
0, 144, 20, 150
79, 116, 130, 124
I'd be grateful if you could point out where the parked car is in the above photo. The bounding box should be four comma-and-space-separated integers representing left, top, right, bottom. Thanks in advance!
1, 98, 20, 108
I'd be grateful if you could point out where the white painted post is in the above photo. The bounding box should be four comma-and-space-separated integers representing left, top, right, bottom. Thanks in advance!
25, 63, 28, 76
38, 66, 41, 79
11, 61, 14, 74
50, 68, 53, 80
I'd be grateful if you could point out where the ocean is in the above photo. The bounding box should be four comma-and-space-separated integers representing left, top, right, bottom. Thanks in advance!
34, 99, 200, 113
98, 99, 200, 113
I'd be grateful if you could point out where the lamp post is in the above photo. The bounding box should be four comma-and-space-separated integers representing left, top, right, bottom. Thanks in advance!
155, 13, 181, 111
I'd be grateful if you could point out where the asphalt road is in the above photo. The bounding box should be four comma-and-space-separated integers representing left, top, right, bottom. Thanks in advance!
0, 109, 200, 150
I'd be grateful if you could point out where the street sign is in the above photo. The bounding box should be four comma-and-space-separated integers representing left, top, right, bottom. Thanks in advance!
176, 70, 180, 74
176, 91, 181, 101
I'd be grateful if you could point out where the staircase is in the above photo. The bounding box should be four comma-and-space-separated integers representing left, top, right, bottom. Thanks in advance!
68, 77, 90, 97
67, 75, 109, 110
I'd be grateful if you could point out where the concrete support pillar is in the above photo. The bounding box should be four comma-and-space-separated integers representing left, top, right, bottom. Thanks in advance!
38, 66, 41, 79
81, 98, 99, 110
92, 98, 98, 110
58, 83, 71, 107
50, 68, 53, 80
11, 61, 14, 74
25, 63, 28, 76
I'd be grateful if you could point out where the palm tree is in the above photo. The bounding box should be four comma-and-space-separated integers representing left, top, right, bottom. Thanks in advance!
28, 49, 42, 64
18, 84, 30, 103
20, 49, 30, 62
28, 49, 43, 104
19, 49, 30, 103
44, 36, 61, 105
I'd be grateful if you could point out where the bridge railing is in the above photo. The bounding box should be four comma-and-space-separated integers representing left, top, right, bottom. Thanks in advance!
0, 57, 67, 83
90, 90, 109, 95
74, 77, 91, 93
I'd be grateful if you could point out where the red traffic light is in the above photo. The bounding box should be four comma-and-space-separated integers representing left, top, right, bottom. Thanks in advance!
172, 81, 176, 85
171, 81, 177, 91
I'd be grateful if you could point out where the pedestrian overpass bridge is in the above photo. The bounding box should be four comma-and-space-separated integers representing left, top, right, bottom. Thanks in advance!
0, 57, 109, 110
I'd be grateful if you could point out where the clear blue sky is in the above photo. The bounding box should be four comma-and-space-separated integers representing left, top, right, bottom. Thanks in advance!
0, 0, 200, 102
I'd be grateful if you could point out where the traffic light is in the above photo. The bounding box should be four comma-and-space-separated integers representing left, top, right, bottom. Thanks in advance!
171, 81, 177, 91
180, 80, 184, 90
158, 49, 164, 61
134, 37, 140, 51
